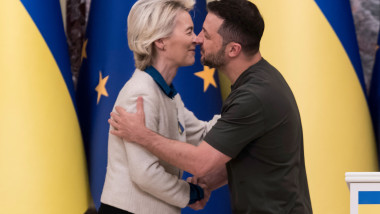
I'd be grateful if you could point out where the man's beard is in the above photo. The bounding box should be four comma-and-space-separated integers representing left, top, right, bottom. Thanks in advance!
201, 46, 226, 69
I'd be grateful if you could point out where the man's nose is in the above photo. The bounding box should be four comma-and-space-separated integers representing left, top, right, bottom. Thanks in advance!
195, 34, 203, 45
194, 30, 204, 44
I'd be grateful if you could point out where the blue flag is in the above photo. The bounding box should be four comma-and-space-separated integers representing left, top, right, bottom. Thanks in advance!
76, 0, 137, 209
177, 2, 231, 214
76, 0, 230, 211
368, 29, 380, 166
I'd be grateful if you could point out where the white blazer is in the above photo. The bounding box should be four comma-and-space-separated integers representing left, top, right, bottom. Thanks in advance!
101, 70, 219, 214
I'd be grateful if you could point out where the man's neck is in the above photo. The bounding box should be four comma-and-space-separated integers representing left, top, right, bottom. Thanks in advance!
220, 51, 262, 85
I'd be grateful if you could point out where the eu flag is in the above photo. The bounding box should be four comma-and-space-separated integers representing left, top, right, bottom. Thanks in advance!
0, 0, 90, 213
76, 0, 137, 209
175, 1, 231, 214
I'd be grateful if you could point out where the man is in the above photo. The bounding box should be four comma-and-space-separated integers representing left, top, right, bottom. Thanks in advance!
109, 0, 313, 213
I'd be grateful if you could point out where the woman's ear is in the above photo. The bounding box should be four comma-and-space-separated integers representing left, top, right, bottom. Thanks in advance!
154, 39, 165, 51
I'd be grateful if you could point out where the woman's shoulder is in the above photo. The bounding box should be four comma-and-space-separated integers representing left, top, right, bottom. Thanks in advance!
124, 69, 158, 91
115, 69, 161, 107
117, 69, 160, 96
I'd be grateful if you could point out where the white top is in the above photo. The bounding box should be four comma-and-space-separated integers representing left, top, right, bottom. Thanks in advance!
101, 69, 220, 214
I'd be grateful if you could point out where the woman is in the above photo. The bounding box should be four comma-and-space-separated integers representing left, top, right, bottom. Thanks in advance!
99, 0, 217, 213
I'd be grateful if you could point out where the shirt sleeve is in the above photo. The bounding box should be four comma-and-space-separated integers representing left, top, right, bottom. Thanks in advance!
204, 90, 266, 158
120, 88, 190, 208
188, 183, 204, 204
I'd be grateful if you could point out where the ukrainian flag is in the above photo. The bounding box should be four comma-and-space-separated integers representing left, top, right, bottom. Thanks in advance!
242, 0, 378, 213
0, 1, 90, 213
359, 191, 380, 213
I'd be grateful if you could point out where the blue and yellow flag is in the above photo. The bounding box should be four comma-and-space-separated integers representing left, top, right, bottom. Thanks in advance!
358, 191, 380, 213
241, 0, 378, 213
0, 0, 90, 213
177, 2, 230, 214
368, 29, 380, 167
76, 0, 137, 209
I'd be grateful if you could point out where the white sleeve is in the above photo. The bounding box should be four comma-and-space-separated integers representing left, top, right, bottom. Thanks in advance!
176, 97, 220, 145
122, 91, 190, 208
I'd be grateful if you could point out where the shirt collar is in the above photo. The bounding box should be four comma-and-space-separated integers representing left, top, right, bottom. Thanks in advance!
145, 66, 177, 99
231, 58, 265, 90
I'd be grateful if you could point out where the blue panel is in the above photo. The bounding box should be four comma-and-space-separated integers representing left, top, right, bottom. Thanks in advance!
76, 0, 136, 208
359, 191, 380, 204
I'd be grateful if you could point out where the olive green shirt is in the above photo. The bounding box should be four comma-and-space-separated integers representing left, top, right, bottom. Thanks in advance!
204, 59, 312, 214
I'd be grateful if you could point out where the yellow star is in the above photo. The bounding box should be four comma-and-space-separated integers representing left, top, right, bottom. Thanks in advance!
194, 66, 217, 92
81, 39, 88, 63
95, 71, 109, 104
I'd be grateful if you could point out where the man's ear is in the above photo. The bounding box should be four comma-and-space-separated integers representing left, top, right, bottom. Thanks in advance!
154, 39, 165, 50
226, 42, 242, 57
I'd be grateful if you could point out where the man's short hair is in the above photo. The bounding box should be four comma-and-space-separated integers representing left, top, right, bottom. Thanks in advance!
128, 0, 195, 70
207, 0, 265, 56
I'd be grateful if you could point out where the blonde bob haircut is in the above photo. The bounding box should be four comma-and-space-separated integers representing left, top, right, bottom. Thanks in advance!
127, 0, 195, 70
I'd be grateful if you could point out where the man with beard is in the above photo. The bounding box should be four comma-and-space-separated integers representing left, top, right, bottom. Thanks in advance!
109, 0, 313, 213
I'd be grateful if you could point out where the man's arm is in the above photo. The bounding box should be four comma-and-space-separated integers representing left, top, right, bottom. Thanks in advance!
186, 164, 227, 193
198, 165, 228, 191
186, 165, 227, 210
109, 97, 231, 177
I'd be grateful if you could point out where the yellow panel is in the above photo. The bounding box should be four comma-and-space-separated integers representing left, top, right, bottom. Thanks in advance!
0, 1, 90, 213
359, 204, 380, 214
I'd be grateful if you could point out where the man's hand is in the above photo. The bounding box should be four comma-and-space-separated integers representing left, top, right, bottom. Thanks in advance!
109, 96, 146, 143
186, 177, 211, 210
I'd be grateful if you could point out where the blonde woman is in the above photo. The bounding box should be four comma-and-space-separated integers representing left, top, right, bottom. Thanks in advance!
99, 0, 216, 213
